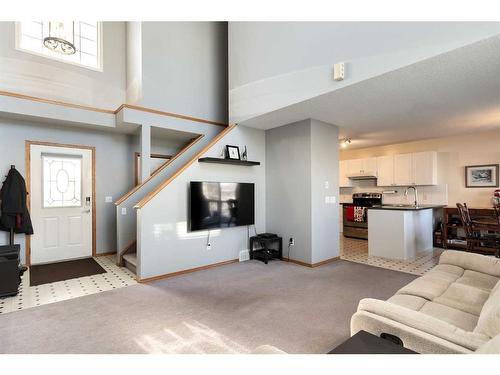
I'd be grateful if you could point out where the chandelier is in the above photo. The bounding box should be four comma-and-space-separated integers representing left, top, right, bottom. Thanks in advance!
43, 22, 76, 55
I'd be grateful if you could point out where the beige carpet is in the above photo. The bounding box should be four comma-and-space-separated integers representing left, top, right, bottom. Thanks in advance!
0, 260, 416, 354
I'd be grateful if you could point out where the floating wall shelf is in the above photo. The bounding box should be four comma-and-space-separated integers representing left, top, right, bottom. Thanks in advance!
198, 157, 260, 166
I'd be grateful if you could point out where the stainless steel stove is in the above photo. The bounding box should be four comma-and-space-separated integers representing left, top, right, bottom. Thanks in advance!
342, 193, 382, 240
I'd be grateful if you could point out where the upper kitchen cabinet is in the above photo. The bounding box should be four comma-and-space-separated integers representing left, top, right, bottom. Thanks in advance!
339, 160, 352, 187
346, 158, 377, 177
376, 155, 394, 186
376, 151, 438, 186
394, 153, 413, 185
412, 151, 438, 185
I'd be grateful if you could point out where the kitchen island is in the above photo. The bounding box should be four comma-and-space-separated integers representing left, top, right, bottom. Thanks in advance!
368, 205, 445, 260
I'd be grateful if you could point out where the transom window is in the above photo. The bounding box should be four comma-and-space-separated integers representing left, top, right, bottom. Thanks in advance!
42, 154, 82, 208
16, 21, 102, 70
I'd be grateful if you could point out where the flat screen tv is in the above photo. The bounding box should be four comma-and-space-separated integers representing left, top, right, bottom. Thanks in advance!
189, 181, 255, 231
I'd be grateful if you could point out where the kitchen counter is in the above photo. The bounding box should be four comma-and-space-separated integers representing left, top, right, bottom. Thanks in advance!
369, 204, 446, 211
368, 208, 434, 260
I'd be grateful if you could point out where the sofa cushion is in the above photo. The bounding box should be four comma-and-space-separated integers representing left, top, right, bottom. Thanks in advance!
439, 251, 500, 277
475, 282, 500, 338
420, 301, 479, 332
475, 334, 500, 353
430, 263, 465, 278
388, 294, 427, 311
433, 283, 490, 316
397, 274, 455, 300
455, 270, 499, 292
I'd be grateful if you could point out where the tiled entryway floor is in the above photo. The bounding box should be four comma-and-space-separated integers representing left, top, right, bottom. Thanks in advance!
0, 256, 136, 315
340, 236, 443, 276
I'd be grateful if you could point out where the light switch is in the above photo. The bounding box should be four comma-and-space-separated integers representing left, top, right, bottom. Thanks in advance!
325, 196, 330, 204
105, 196, 113, 203
331, 196, 336, 203
121, 207, 127, 215
324, 181, 329, 189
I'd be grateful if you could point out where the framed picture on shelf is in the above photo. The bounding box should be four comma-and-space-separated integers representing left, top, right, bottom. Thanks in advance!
465, 164, 499, 188
226, 145, 240, 160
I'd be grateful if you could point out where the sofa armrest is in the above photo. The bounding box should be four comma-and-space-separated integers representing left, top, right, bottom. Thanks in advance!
439, 250, 500, 277
356, 298, 489, 351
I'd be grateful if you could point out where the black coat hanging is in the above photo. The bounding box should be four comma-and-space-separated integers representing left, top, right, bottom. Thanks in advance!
0, 166, 34, 235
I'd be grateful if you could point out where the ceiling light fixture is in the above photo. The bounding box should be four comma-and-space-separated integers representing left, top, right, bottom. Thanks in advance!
341, 138, 352, 148
43, 21, 76, 55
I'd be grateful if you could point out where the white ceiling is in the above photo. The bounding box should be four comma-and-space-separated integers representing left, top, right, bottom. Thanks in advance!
239, 35, 500, 149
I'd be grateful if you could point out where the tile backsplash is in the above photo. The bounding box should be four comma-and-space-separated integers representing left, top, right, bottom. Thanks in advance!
340, 179, 448, 206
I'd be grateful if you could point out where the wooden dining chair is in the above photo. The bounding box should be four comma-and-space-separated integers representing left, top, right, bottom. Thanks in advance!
456, 203, 500, 258
494, 203, 500, 226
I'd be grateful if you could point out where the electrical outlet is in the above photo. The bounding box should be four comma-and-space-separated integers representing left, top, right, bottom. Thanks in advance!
105, 196, 113, 203
206, 243, 211, 251
121, 207, 127, 215
289, 237, 295, 246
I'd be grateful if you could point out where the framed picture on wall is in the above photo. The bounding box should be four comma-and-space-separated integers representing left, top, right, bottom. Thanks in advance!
465, 164, 499, 188
226, 145, 240, 160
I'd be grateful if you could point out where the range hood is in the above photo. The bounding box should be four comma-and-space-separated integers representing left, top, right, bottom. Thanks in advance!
347, 173, 377, 180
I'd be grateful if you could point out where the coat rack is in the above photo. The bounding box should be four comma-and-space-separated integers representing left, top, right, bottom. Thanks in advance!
8, 165, 15, 246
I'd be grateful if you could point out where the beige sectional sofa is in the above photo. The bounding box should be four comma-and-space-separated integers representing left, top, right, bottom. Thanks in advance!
351, 250, 500, 354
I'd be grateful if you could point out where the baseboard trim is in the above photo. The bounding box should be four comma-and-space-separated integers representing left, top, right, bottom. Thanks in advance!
138, 259, 239, 283
95, 251, 116, 257
282, 256, 340, 268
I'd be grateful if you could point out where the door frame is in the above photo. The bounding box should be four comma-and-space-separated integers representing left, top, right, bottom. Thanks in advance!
25, 140, 96, 266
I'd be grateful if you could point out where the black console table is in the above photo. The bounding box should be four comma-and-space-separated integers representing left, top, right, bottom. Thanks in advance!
328, 330, 417, 354
249, 235, 282, 264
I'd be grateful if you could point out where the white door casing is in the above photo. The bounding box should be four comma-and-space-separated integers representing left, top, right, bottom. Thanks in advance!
30, 144, 93, 264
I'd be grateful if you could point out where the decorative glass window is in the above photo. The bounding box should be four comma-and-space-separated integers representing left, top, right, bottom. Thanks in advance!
42, 155, 82, 208
16, 21, 102, 70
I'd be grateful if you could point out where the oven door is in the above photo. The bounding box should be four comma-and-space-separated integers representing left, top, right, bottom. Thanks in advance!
343, 205, 368, 228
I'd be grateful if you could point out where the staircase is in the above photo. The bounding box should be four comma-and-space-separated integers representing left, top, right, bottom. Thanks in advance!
114, 122, 231, 278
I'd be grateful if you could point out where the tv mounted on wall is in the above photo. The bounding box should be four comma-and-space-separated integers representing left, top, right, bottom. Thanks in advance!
189, 181, 255, 231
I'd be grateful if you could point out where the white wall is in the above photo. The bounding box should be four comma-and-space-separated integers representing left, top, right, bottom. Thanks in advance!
0, 22, 126, 109
340, 129, 500, 208
0, 119, 136, 263
229, 22, 500, 123
137, 125, 265, 280
136, 22, 228, 123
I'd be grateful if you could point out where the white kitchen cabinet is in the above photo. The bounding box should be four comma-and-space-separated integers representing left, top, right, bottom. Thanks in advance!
339, 160, 351, 187
347, 159, 363, 176
346, 158, 377, 176
362, 158, 377, 176
394, 153, 413, 186
376, 155, 395, 186
412, 151, 437, 185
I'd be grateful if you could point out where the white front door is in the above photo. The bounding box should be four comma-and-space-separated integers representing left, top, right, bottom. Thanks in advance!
30, 144, 93, 265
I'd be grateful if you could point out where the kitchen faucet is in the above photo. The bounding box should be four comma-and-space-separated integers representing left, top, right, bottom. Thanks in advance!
405, 186, 419, 207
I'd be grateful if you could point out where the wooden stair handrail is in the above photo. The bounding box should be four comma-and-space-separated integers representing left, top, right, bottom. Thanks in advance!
0, 90, 228, 127
135, 124, 237, 209
115, 134, 204, 206
116, 104, 227, 127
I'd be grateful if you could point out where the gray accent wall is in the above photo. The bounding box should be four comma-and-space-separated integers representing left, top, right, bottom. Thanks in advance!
137, 125, 265, 279
0, 119, 136, 263
266, 120, 312, 264
134, 22, 228, 124
310, 120, 340, 263
266, 119, 339, 264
